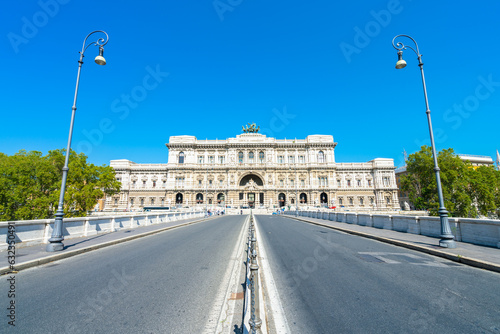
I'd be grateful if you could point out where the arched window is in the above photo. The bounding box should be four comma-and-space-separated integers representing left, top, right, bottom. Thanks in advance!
238, 152, 243, 163
259, 151, 265, 163
178, 152, 185, 164
248, 151, 254, 163
318, 151, 325, 163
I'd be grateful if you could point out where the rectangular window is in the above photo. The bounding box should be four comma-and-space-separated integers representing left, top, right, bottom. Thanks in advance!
209, 180, 212, 185
162, 180, 166, 188
152, 181, 156, 188
301, 179, 305, 187
239, 193, 244, 200
384, 177, 390, 186
289, 156, 295, 164
299, 155, 304, 163
151, 198, 154, 205
130, 198, 134, 206
337, 179, 341, 187
280, 179, 284, 187
218, 156, 224, 164
199, 180, 202, 186
259, 193, 264, 204
219, 179, 223, 186
278, 156, 283, 164
291, 179, 294, 186
198, 156, 204, 164
209, 156, 214, 164
357, 180, 361, 187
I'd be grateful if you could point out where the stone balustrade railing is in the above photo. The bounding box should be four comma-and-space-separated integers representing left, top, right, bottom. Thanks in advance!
0, 211, 204, 251
285, 210, 500, 249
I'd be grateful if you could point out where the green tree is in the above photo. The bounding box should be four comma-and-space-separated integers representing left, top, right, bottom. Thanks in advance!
401, 146, 500, 218
48, 149, 121, 217
0, 149, 121, 220
467, 165, 500, 217
0, 150, 60, 220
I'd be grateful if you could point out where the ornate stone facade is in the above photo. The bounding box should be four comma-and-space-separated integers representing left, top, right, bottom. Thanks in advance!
105, 133, 399, 211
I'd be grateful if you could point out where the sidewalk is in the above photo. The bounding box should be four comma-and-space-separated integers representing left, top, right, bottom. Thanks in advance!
0, 215, 215, 275
287, 214, 500, 274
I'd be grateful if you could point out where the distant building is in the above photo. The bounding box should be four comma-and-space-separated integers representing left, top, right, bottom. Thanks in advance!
105, 130, 399, 211
457, 154, 494, 167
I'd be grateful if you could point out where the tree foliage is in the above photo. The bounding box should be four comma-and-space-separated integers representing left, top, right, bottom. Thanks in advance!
401, 146, 500, 218
0, 150, 120, 221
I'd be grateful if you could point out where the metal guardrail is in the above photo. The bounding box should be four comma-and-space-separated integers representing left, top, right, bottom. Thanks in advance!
247, 214, 262, 333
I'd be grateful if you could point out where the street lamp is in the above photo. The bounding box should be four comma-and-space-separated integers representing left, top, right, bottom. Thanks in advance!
392, 34, 456, 248
46, 31, 109, 252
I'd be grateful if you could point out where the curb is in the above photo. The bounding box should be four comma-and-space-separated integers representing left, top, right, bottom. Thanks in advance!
288, 215, 500, 274
0, 216, 214, 276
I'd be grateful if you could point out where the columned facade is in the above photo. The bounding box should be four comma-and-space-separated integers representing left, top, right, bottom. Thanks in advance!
105, 133, 399, 211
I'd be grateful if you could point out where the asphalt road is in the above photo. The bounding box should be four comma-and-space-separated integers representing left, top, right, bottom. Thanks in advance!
1, 215, 246, 333
256, 215, 500, 334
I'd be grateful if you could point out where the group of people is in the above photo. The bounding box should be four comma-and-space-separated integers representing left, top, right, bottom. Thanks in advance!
207, 209, 225, 216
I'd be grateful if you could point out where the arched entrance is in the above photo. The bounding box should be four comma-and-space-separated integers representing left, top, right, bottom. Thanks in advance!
300, 193, 307, 204
176, 193, 183, 204
320, 192, 328, 206
239, 174, 264, 208
217, 193, 225, 204
196, 193, 203, 204
278, 193, 286, 207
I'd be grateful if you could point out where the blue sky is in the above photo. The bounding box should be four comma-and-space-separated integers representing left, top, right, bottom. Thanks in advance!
2, 0, 499, 167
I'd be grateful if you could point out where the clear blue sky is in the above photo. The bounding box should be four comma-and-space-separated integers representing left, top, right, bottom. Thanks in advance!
2, 0, 499, 168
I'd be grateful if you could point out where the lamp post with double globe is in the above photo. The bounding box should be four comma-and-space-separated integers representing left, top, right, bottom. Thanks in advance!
46, 31, 109, 252
392, 34, 456, 248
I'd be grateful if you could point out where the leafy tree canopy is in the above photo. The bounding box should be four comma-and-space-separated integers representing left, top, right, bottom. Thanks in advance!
401, 146, 500, 218
0, 149, 120, 221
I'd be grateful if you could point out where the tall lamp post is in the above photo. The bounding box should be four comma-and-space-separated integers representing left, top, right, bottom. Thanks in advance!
46, 31, 109, 252
392, 34, 456, 248
205, 165, 208, 217
294, 162, 298, 216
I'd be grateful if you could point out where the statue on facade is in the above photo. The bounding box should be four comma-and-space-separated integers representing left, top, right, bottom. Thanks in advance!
404, 201, 410, 211
242, 122, 260, 133
246, 178, 257, 190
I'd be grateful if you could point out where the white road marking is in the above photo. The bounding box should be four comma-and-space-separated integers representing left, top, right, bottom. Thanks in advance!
358, 252, 451, 267
254, 215, 291, 334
